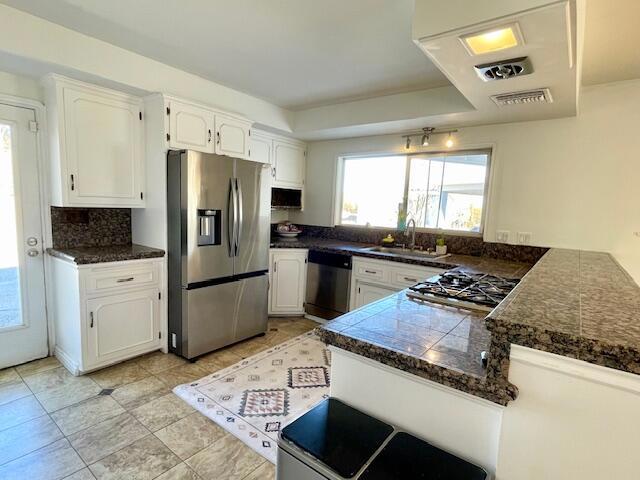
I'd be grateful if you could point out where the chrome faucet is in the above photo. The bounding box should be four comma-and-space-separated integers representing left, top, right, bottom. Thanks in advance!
404, 218, 417, 251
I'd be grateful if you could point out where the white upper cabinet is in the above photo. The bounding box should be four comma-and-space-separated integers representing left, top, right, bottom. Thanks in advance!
167, 99, 215, 153
45, 75, 145, 208
165, 96, 251, 159
272, 139, 306, 189
248, 131, 273, 165
215, 113, 251, 158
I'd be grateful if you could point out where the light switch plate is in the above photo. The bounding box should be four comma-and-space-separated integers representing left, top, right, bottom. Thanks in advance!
517, 232, 532, 244
496, 230, 510, 243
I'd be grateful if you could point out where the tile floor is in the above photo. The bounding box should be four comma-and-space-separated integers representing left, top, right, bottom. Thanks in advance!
0, 317, 318, 480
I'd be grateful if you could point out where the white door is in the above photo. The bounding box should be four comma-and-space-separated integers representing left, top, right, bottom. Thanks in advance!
354, 282, 397, 309
215, 114, 250, 159
63, 87, 145, 206
0, 104, 48, 368
85, 288, 160, 368
273, 141, 305, 188
168, 100, 215, 153
269, 250, 307, 314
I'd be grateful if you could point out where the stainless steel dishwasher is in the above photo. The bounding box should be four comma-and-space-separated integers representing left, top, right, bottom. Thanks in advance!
305, 251, 352, 320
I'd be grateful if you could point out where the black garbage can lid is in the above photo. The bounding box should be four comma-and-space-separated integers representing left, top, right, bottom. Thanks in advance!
281, 398, 394, 478
360, 432, 488, 480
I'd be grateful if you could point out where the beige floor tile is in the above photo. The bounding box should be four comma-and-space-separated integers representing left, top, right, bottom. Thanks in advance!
111, 376, 170, 410
15, 356, 61, 378
155, 363, 209, 389
63, 468, 96, 479
225, 338, 270, 359
186, 435, 264, 480
136, 351, 187, 374
35, 381, 102, 413
155, 462, 200, 480
0, 368, 20, 386
243, 461, 275, 480
131, 393, 194, 432
89, 434, 180, 480
0, 415, 63, 465
0, 394, 46, 431
51, 395, 125, 436
23, 366, 94, 394
88, 360, 150, 389
196, 349, 243, 371
0, 381, 31, 406
0, 438, 84, 480
155, 412, 228, 460
67, 412, 149, 464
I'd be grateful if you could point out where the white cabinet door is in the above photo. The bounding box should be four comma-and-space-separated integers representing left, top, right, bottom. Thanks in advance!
354, 281, 397, 309
85, 288, 160, 368
269, 250, 307, 315
168, 100, 215, 153
272, 140, 305, 189
248, 131, 272, 165
63, 86, 145, 206
215, 114, 251, 159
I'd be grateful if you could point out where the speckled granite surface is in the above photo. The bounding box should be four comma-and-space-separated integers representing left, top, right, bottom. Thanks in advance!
47, 244, 165, 265
271, 236, 532, 277
317, 292, 518, 405
486, 249, 640, 375
51, 207, 132, 248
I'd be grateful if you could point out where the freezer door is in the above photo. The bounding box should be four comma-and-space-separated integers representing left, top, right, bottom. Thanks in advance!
234, 158, 271, 275
184, 152, 235, 284
182, 274, 268, 359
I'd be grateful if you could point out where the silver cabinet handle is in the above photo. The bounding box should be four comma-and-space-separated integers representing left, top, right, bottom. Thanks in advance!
404, 277, 418, 282
272, 167, 276, 178
235, 178, 243, 256
216, 131, 221, 145
90, 312, 94, 328
116, 277, 135, 283
208, 129, 212, 143
364, 270, 378, 274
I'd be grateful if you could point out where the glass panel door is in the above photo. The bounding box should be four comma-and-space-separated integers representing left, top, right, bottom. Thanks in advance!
0, 103, 48, 368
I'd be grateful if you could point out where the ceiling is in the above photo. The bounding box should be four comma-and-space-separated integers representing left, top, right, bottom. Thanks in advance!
582, 0, 640, 86
0, 0, 450, 110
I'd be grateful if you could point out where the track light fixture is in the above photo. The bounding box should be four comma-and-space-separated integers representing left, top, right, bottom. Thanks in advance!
402, 128, 458, 150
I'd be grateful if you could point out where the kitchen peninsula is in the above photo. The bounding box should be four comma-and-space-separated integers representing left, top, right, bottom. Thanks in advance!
317, 248, 640, 479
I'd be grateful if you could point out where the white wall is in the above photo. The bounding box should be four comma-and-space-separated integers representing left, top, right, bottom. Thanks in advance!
291, 80, 640, 282
0, 4, 292, 132
0, 70, 42, 101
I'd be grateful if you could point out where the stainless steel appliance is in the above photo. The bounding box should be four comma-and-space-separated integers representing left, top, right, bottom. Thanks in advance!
305, 251, 352, 320
167, 150, 271, 359
406, 271, 520, 312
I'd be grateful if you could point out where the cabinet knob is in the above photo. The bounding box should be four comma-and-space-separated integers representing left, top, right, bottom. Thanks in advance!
208, 129, 212, 143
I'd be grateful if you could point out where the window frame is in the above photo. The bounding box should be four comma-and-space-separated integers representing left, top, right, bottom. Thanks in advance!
335, 148, 493, 237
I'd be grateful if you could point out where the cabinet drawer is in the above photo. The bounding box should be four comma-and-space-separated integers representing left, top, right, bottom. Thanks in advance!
354, 261, 387, 282
390, 266, 445, 288
85, 263, 159, 293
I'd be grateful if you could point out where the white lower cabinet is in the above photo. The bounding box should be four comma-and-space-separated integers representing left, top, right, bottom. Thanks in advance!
350, 257, 447, 310
268, 249, 308, 315
50, 257, 165, 374
353, 282, 397, 309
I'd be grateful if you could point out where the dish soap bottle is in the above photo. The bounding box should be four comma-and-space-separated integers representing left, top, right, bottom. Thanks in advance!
382, 234, 395, 245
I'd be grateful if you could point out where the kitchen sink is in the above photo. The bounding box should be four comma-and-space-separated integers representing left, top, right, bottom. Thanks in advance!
362, 246, 450, 259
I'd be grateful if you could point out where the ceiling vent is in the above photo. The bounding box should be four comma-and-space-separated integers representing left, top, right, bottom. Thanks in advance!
491, 88, 553, 106
475, 57, 532, 82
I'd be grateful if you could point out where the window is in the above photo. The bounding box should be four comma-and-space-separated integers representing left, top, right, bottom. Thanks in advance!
339, 150, 491, 233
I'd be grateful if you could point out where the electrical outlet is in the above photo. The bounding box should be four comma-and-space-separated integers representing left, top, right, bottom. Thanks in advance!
496, 230, 510, 243
517, 232, 532, 245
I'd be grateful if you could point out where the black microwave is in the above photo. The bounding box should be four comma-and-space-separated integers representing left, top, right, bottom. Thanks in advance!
271, 187, 302, 209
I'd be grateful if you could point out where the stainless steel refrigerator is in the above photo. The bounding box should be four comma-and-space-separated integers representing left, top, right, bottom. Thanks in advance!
167, 150, 271, 359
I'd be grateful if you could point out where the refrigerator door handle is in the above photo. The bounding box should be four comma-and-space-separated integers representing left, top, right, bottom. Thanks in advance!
227, 178, 236, 257
235, 178, 243, 256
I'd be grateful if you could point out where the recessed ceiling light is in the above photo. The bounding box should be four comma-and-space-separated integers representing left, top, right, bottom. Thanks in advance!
461, 24, 522, 56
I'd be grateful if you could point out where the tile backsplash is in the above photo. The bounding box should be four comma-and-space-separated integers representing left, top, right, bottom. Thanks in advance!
50, 207, 131, 248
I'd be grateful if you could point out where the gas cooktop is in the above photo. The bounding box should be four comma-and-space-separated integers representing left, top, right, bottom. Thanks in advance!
407, 271, 520, 312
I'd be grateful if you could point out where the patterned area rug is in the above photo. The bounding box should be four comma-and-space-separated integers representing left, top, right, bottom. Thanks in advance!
174, 331, 330, 463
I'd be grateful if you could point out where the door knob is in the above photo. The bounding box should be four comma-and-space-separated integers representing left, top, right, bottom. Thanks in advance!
27, 249, 39, 257
26, 237, 38, 246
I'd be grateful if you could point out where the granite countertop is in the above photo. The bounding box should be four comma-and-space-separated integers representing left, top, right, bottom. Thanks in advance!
486, 249, 640, 375
47, 244, 166, 265
317, 291, 518, 405
271, 236, 532, 277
